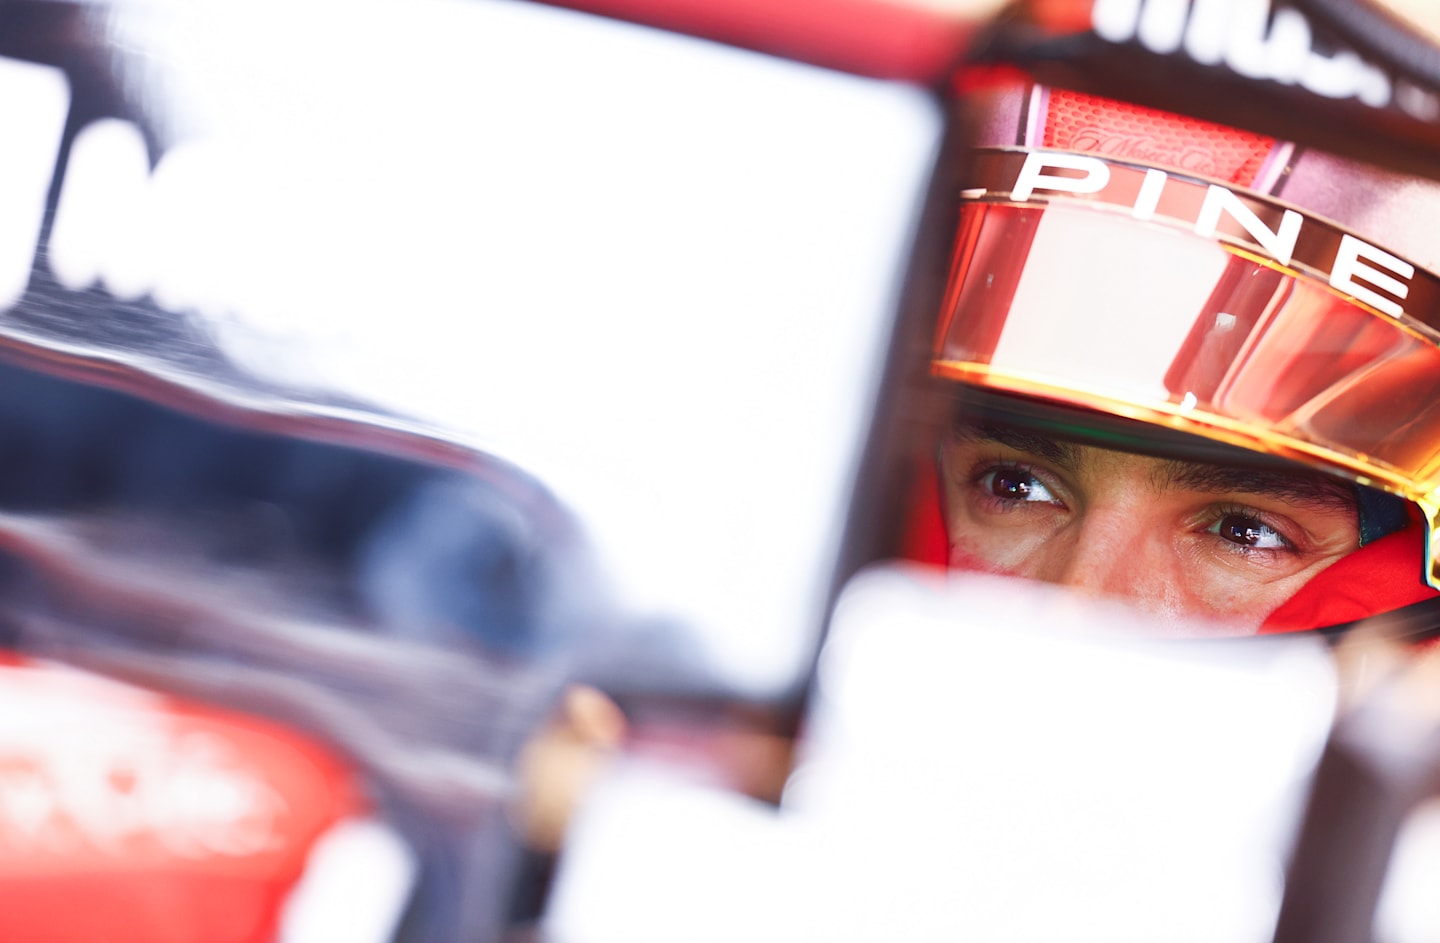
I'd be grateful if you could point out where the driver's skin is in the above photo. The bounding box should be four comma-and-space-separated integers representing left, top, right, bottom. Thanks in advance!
939, 422, 1362, 630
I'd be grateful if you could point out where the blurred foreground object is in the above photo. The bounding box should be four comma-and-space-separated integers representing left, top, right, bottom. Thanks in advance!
1276, 626, 1440, 943
0, 0, 953, 938
0, 655, 409, 943
530, 0, 1003, 81
544, 567, 1338, 943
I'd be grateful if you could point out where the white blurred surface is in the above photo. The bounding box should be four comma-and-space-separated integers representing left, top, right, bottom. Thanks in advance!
103, 0, 941, 694
278, 818, 417, 943
1377, 798, 1440, 943
545, 566, 1339, 943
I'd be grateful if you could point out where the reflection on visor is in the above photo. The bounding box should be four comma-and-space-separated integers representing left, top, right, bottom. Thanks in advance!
933, 201, 1440, 587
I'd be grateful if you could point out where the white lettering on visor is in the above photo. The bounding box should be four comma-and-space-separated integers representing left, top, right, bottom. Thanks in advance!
977, 150, 1427, 323
1011, 152, 1111, 202
1195, 185, 1301, 267
1332, 234, 1413, 319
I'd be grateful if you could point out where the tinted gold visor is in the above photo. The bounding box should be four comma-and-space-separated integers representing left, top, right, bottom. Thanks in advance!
933, 199, 1440, 589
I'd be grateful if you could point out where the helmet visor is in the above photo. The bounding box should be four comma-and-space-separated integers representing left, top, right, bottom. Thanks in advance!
933, 175, 1440, 589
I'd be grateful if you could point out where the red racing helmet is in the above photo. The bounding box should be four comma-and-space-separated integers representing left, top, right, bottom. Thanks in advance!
906, 14, 1440, 637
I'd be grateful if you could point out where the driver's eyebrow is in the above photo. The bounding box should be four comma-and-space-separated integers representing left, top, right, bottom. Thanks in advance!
955, 422, 1358, 512
961, 426, 1353, 512
954, 423, 1079, 469
1158, 461, 1358, 512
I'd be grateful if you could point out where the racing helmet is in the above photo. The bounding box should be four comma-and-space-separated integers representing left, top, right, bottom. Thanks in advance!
911, 62, 1440, 636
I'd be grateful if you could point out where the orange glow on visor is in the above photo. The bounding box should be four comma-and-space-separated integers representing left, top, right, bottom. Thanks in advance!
933, 198, 1440, 589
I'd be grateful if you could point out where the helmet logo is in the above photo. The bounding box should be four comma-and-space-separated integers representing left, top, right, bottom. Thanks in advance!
1066, 126, 1220, 177
997, 150, 1415, 319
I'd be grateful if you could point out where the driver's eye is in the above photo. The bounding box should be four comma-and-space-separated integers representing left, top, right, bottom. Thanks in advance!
1209, 513, 1290, 550
979, 467, 1058, 504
